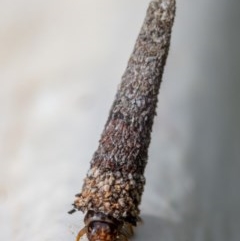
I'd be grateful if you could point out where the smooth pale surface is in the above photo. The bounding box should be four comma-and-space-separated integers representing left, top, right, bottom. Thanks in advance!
0, 1, 240, 241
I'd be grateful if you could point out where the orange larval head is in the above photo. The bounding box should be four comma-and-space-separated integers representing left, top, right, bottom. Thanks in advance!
86, 221, 118, 241
75, 210, 133, 241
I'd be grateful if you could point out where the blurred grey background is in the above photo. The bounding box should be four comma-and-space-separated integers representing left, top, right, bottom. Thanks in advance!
0, 0, 239, 240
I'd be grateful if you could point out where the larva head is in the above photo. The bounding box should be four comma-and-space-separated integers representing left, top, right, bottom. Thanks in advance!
86, 221, 118, 241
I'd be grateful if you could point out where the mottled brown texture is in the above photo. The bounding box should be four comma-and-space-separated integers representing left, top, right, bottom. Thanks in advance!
73, 0, 176, 226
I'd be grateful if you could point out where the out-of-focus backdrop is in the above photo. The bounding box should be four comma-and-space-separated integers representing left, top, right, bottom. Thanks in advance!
1, 0, 240, 240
